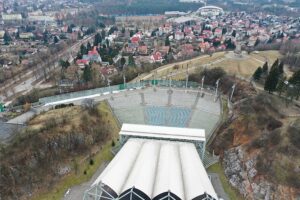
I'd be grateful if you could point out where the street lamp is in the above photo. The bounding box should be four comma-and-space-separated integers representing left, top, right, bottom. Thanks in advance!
107, 78, 111, 93
201, 75, 205, 94
123, 74, 126, 89
230, 84, 236, 102
214, 79, 220, 101
185, 70, 189, 89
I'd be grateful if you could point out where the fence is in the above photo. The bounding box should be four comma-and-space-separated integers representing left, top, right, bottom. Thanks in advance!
39, 80, 216, 104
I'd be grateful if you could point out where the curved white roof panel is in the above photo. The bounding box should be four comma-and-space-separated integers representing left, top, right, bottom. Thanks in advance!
198, 5, 223, 11
153, 142, 185, 199
92, 139, 143, 194
121, 140, 160, 197
92, 138, 217, 200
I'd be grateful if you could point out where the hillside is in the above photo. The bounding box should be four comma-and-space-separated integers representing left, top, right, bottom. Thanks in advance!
0, 101, 119, 200
212, 94, 300, 199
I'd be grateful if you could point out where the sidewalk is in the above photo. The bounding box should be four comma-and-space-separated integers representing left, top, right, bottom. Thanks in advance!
209, 172, 230, 200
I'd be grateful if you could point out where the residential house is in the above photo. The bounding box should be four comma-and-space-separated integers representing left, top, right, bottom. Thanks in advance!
151, 51, 164, 63
76, 59, 89, 69
82, 47, 102, 63
138, 45, 148, 55
214, 28, 222, 37
175, 31, 184, 40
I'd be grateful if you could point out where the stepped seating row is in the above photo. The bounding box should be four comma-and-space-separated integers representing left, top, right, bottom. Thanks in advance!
144, 106, 192, 127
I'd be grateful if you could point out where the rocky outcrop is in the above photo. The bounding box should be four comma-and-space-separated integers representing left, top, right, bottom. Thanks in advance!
223, 147, 299, 200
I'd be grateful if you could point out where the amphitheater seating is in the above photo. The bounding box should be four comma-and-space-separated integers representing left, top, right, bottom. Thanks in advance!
144, 106, 192, 127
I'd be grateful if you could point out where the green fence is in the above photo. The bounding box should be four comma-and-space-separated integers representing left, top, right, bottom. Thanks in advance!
0, 103, 4, 112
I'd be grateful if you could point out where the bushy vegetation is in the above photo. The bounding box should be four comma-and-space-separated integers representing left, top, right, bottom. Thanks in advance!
213, 93, 300, 189
0, 102, 117, 199
191, 67, 256, 101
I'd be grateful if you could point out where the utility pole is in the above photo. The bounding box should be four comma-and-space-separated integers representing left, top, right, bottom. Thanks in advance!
123, 74, 126, 89
185, 68, 189, 89
230, 84, 236, 102
107, 78, 111, 93
201, 75, 205, 94
214, 79, 220, 102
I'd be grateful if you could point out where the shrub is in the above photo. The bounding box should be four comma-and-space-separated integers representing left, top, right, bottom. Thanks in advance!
251, 136, 268, 149
89, 159, 94, 165
267, 118, 283, 131
269, 130, 281, 146
84, 170, 87, 175
190, 67, 226, 86
256, 155, 269, 174
289, 127, 300, 149
286, 174, 300, 188
43, 118, 57, 130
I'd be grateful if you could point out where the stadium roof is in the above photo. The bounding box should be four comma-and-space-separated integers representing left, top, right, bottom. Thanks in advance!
120, 123, 206, 142
198, 6, 223, 10
92, 138, 217, 200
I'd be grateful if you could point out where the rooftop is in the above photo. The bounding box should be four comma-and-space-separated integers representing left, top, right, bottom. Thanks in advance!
120, 123, 206, 142
91, 138, 217, 200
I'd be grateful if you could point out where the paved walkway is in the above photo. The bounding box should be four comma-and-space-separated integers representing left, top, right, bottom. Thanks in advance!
63, 162, 108, 200
208, 172, 230, 200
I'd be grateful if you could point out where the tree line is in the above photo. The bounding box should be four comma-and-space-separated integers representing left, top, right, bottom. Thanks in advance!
253, 59, 300, 100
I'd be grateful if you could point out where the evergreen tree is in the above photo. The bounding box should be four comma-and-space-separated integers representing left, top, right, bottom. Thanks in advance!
165, 36, 170, 46
60, 60, 70, 69
253, 67, 263, 81
271, 59, 279, 71
53, 36, 59, 43
278, 61, 284, 75
222, 27, 227, 35
254, 38, 260, 47
277, 78, 286, 96
262, 62, 268, 74
289, 70, 300, 85
101, 29, 106, 39
130, 30, 134, 37
77, 52, 82, 59
232, 30, 236, 37
128, 55, 135, 66
77, 32, 82, 40
120, 57, 126, 68
121, 27, 125, 34
106, 39, 109, 48
80, 44, 87, 55
83, 65, 92, 83
87, 42, 92, 51
43, 31, 48, 44
264, 64, 280, 93
93, 33, 102, 46
3, 31, 11, 45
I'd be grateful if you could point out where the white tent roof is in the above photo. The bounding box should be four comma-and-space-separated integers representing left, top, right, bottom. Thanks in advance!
120, 123, 206, 142
93, 138, 217, 199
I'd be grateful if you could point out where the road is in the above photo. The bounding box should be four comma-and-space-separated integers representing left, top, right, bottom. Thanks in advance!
0, 33, 96, 104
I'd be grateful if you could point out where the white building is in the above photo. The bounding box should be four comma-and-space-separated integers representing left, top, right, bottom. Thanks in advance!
197, 6, 224, 17
83, 124, 218, 200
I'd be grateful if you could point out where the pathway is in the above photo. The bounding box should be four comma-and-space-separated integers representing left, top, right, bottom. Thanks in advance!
63, 162, 108, 200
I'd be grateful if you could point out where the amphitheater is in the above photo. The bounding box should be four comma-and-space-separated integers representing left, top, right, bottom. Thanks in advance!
108, 87, 221, 140
41, 80, 222, 141
39, 80, 224, 199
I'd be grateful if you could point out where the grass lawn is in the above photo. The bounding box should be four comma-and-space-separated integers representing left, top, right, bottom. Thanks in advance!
32, 101, 120, 200
207, 163, 244, 200
135, 50, 282, 82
